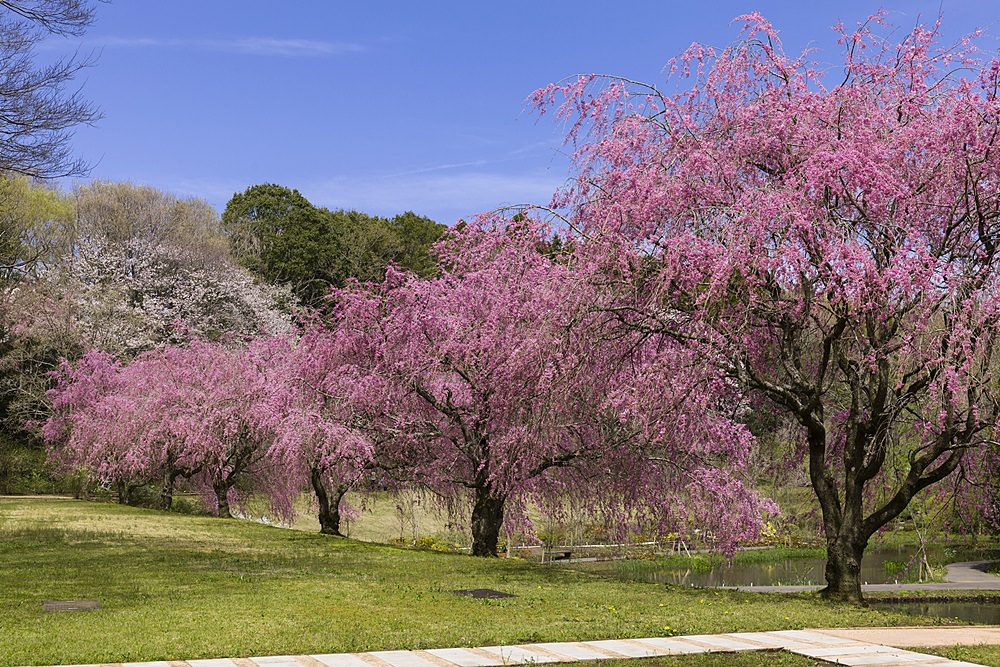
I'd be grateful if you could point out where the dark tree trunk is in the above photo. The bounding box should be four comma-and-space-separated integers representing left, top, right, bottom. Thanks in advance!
470, 485, 506, 557
160, 469, 179, 511
804, 414, 871, 603
115, 479, 127, 504
805, 411, 965, 603
214, 480, 232, 518
311, 467, 349, 536
822, 535, 867, 602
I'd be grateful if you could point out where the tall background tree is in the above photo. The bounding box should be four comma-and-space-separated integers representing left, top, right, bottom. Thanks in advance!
222, 184, 340, 307
535, 13, 1000, 601
223, 183, 446, 307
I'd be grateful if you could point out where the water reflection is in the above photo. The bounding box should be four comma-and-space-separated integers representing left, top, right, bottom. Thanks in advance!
570, 545, 1000, 625
871, 600, 1000, 625
578, 546, 948, 587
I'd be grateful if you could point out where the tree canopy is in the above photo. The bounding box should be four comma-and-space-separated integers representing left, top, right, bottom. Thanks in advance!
222, 183, 445, 307
222, 183, 339, 307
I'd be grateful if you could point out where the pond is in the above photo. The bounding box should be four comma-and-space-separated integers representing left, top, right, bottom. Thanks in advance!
570, 544, 1000, 624
870, 599, 1000, 625
574, 545, 950, 587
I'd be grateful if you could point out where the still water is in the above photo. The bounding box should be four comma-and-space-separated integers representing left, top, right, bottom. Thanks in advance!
870, 600, 1000, 625
573, 545, 1000, 624
580, 546, 942, 587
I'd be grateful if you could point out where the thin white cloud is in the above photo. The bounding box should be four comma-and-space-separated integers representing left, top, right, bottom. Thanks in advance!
52, 36, 365, 57
390, 139, 566, 179
390, 159, 492, 178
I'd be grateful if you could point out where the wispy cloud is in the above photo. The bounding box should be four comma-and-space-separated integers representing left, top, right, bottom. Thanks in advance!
55, 36, 365, 57
389, 139, 566, 179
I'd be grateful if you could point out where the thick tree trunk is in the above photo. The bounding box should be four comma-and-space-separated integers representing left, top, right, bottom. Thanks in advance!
214, 480, 232, 518
311, 467, 348, 536
805, 417, 869, 603
115, 479, 127, 504
470, 485, 506, 557
821, 535, 866, 602
160, 469, 178, 511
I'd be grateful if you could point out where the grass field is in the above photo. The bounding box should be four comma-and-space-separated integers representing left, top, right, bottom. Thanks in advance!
0, 497, 987, 667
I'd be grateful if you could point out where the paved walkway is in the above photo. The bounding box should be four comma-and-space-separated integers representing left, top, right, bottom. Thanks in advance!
48, 627, 1000, 667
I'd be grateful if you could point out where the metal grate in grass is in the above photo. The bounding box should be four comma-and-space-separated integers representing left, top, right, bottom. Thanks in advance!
42, 600, 100, 612
451, 588, 516, 599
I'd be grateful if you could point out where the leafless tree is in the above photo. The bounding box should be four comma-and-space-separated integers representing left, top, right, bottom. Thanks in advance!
0, 0, 101, 179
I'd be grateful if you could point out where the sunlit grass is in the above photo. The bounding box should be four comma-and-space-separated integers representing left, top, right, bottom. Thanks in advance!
0, 497, 964, 667
918, 646, 1000, 666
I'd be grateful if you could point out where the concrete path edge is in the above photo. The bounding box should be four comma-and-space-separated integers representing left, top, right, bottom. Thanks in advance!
29, 627, 1000, 667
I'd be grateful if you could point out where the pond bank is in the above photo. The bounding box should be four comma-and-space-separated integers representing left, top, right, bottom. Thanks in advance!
727, 561, 1000, 593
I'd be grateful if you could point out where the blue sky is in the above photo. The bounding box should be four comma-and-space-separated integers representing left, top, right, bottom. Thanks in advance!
40, 1, 1000, 226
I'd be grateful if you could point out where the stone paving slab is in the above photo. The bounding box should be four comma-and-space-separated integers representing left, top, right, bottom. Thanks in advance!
727, 631, 815, 649
530, 642, 623, 661
627, 637, 712, 654
672, 634, 766, 651
794, 644, 949, 663
251, 658, 313, 667
366, 650, 445, 667
773, 629, 864, 645
26, 627, 999, 667
312, 654, 378, 667
580, 639, 659, 658
474, 645, 562, 664
816, 626, 1000, 648
422, 649, 502, 667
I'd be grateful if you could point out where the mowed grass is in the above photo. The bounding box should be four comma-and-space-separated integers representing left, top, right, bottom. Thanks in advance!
0, 498, 964, 667
920, 646, 1000, 666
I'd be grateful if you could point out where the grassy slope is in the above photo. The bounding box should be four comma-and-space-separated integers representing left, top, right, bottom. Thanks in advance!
0, 498, 973, 667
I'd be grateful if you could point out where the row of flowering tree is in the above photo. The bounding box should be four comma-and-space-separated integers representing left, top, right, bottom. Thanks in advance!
44, 219, 773, 558
42, 11, 1000, 605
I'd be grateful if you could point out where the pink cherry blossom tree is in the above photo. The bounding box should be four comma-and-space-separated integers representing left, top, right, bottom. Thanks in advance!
44, 349, 140, 501
263, 320, 381, 536
534, 13, 1000, 601
46, 338, 299, 518
338, 221, 770, 556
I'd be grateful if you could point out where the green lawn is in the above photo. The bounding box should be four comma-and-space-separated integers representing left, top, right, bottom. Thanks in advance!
919, 646, 1000, 666
0, 497, 979, 667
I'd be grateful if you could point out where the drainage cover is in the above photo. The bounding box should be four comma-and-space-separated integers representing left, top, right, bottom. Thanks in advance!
451, 588, 516, 599
43, 600, 100, 612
